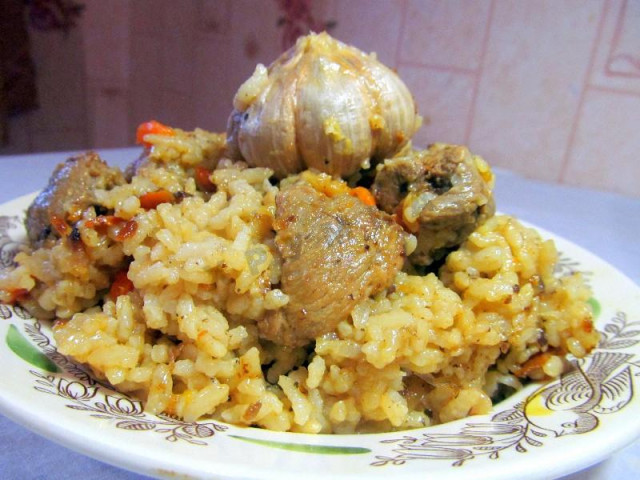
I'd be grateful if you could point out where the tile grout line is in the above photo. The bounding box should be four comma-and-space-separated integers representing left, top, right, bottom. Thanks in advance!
605, 0, 627, 76
463, 0, 495, 146
558, 1, 610, 183
589, 83, 640, 98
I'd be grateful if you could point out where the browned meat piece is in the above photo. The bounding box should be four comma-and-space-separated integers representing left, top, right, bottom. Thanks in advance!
25, 152, 124, 248
259, 183, 407, 347
372, 144, 495, 267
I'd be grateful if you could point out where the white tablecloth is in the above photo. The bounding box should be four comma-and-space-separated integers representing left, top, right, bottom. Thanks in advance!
0, 148, 638, 479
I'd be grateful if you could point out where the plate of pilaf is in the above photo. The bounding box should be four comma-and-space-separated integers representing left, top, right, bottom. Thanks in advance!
0, 32, 639, 479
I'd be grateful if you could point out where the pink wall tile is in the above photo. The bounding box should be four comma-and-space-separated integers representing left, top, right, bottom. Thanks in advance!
130, 0, 165, 37
191, 0, 283, 132
81, 0, 131, 83
129, 32, 165, 133
0, 113, 33, 155
27, 28, 88, 134
331, 0, 405, 66
227, 0, 283, 80
82, 0, 131, 36
193, 34, 236, 133
161, 90, 196, 132
161, 0, 198, 33
31, 129, 87, 153
590, 0, 640, 94
81, 0, 132, 147
602, 0, 640, 78
161, 31, 197, 95
399, 0, 492, 70
197, 0, 233, 36
399, 66, 475, 148
4, 0, 638, 198
86, 81, 130, 148
160, 0, 197, 94
468, 0, 602, 181
563, 88, 640, 197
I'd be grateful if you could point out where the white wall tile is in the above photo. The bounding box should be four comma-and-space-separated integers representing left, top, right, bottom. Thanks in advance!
400, 0, 492, 70
563, 88, 640, 197
399, 66, 475, 148
590, 0, 640, 95
332, 0, 404, 66
468, 0, 602, 181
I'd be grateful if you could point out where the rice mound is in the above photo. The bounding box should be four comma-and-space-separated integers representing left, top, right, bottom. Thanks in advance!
0, 127, 599, 433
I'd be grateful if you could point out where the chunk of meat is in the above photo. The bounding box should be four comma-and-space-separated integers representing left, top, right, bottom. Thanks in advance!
259, 183, 407, 347
372, 144, 495, 267
25, 152, 124, 248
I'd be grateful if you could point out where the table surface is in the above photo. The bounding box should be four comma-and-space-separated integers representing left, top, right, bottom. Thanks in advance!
0, 147, 638, 479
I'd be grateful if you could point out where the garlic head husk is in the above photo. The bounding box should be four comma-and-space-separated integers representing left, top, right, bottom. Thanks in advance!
226, 32, 421, 178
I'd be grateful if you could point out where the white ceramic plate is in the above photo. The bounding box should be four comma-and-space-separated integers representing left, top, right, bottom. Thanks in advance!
0, 193, 639, 480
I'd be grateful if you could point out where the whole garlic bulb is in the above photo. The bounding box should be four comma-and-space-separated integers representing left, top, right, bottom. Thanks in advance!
226, 32, 421, 178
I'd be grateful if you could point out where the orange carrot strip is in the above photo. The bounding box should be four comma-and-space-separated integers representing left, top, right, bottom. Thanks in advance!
136, 120, 175, 148
394, 200, 419, 233
194, 166, 216, 192
6, 288, 30, 304
139, 190, 175, 210
109, 270, 134, 301
85, 216, 137, 241
514, 352, 551, 378
114, 220, 138, 241
50, 214, 71, 236
349, 186, 376, 207
85, 215, 124, 232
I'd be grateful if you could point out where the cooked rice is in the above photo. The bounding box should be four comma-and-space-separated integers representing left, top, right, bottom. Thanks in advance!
0, 127, 599, 433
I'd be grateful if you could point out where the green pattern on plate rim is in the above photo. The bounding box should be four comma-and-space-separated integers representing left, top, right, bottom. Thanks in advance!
588, 297, 602, 319
0, 213, 639, 469
229, 435, 371, 454
5, 323, 58, 373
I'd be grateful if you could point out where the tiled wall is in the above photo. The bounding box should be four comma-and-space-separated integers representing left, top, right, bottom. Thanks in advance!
2, 0, 638, 198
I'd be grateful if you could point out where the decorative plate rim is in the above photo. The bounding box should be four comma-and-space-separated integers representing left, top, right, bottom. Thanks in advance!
0, 192, 639, 480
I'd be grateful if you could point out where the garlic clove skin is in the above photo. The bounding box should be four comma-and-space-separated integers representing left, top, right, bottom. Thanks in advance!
235, 65, 303, 175
226, 32, 421, 178
364, 58, 422, 156
233, 64, 269, 111
295, 54, 374, 176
